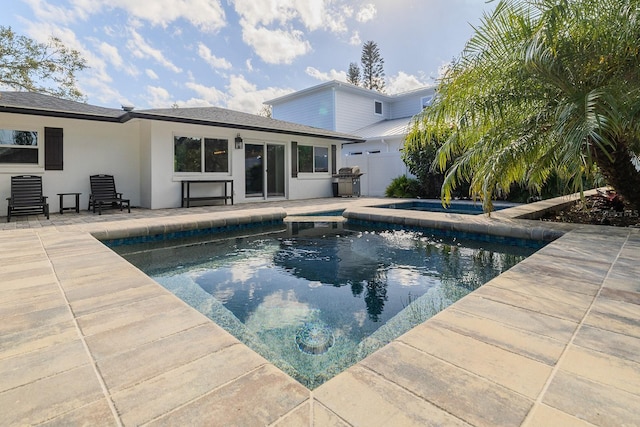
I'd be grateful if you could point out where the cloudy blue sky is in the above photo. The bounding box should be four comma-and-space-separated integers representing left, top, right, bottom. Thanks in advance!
1, 0, 496, 113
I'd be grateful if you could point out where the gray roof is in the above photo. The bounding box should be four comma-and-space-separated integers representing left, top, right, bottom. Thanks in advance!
266, 80, 436, 106
352, 117, 413, 140
132, 107, 361, 141
0, 91, 124, 119
0, 91, 362, 142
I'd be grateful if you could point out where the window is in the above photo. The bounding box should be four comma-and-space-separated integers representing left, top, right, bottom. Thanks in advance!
174, 135, 229, 173
204, 138, 229, 172
0, 129, 38, 164
314, 146, 328, 172
374, 100, 383, 115
298, 145, 329, 173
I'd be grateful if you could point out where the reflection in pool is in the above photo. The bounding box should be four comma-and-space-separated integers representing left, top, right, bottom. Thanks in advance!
114, 222, 541, 388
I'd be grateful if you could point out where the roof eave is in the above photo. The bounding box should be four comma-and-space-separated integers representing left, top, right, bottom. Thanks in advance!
127, 112, 364, 143
0, 105, 125, 123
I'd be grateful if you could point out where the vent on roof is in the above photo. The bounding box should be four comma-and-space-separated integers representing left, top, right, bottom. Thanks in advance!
121, 104, 135, 112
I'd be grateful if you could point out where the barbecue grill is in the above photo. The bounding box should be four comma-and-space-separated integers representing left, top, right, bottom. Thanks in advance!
333, 166, 363, 197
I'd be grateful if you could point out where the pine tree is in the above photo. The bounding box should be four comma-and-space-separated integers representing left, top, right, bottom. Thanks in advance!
347, 62, 360, 86
361, 41, 385, 92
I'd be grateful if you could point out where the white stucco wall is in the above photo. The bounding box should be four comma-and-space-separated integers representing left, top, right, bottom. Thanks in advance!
0, 111, 345, 215
143, 120, 340, 209
0, 113, 141, 214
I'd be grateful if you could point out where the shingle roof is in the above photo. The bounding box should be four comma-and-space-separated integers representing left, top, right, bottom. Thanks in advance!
0, 91, 362, 142
131, 107, 361, 141
0, 91, 124, 120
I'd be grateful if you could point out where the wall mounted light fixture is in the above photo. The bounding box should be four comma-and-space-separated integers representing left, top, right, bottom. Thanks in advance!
234, 133, 243, 149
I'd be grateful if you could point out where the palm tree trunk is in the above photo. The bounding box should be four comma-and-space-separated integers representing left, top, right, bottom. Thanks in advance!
593, 142, 640, 212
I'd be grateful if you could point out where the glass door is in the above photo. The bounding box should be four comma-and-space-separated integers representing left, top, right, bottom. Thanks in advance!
267, 144, 285, 197
245, 143, 264, 197
245, 143, 285, 199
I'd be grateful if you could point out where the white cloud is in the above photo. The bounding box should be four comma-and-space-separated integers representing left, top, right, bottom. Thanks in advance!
234, 0, 336, 31
23, 0, 87, 24
356, 3, 376, 22
93, 40, 138, 77
75, 0, 226, 32
305, 66, 346, 82
349, 30, 361, 46
386, 71, 432, 94
241, 24, 311, 64
24, 0, 226, 32
145, 85, 173, 107
437, 60, 454, 79
184, 81, 227, 105
245, 59, 254, 72
225, 74, 292, 113
197, 43, 232, 70
97, 42, 123, 68
19, 21, 129, 105
234, 0, 353, 64
145, 69, 159, 79
126, 29, 182, 73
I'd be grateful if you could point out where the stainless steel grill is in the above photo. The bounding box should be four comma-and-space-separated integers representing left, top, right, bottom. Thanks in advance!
333, 166, 363, 197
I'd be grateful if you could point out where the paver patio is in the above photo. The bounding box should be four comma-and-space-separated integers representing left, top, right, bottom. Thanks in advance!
0, 197, 638, 426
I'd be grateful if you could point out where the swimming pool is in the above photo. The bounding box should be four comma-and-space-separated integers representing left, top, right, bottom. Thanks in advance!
377, 200, 518, 215
113, 221, 541, 388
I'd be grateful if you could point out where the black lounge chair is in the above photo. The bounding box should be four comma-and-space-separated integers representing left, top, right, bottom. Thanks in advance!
88, 174, 130, 215
6, 175, 50, 222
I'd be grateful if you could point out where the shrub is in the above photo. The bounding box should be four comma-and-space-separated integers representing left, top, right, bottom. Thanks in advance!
385, 175, 422, 198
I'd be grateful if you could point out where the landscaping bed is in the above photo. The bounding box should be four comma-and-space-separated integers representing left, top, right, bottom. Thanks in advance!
541, 193, 640, 228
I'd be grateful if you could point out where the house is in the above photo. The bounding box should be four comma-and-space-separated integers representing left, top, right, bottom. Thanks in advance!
0, 91, 361, 214
266, 81, 435, 196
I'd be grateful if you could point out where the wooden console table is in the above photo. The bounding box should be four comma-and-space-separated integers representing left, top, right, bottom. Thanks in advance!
181, 180, 234, 208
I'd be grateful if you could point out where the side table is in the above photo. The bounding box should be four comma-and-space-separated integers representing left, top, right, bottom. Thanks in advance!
57, 192, 81, 214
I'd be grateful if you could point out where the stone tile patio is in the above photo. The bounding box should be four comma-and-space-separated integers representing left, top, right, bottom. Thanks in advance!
0, 196, 638, 426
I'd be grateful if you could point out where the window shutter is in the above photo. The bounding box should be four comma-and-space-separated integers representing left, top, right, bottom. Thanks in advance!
45, 127, 63, 170
291, 141, 298, 177
331, 144, 337, 175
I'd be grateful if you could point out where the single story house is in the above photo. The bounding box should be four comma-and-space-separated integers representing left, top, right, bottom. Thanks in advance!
266, 81, 436, 196
0, 91, 361, 214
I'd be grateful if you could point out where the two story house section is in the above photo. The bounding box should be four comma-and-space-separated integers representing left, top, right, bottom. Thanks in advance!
266, 81, 435, 196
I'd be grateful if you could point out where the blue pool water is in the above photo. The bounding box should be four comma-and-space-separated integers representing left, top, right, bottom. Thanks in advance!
113, 221, 541, 388
377, 200, 518, 215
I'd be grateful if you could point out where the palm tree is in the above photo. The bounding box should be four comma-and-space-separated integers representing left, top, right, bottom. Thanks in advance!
410, 0, 640, 211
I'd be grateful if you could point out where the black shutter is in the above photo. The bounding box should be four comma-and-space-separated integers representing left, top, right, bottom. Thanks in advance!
331, 144, 337, 175
45, 127, 63, 170
291, 141, 298, 177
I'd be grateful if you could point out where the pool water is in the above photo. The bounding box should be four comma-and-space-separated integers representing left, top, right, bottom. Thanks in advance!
377, 200, 518, 215
114, 222, 540, 388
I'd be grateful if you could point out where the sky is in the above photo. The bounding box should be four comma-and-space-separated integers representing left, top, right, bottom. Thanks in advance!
1, 0, 496, 114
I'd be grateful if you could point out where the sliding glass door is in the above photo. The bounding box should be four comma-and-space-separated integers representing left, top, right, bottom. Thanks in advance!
245, 143, 285, 198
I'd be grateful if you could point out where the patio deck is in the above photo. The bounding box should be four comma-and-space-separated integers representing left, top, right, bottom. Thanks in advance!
0, 197, 638, 426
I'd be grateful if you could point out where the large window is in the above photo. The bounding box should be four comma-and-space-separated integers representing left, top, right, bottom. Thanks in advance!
174, 136, 229, 173
0, 129, 38, 164
298, 145, 328, 173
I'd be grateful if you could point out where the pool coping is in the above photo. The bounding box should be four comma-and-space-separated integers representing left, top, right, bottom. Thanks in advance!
1, 195, 638, 425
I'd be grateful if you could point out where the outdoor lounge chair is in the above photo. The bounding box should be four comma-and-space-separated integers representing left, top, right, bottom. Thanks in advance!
6, 175, 50, 222
88, 174, 130, 215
